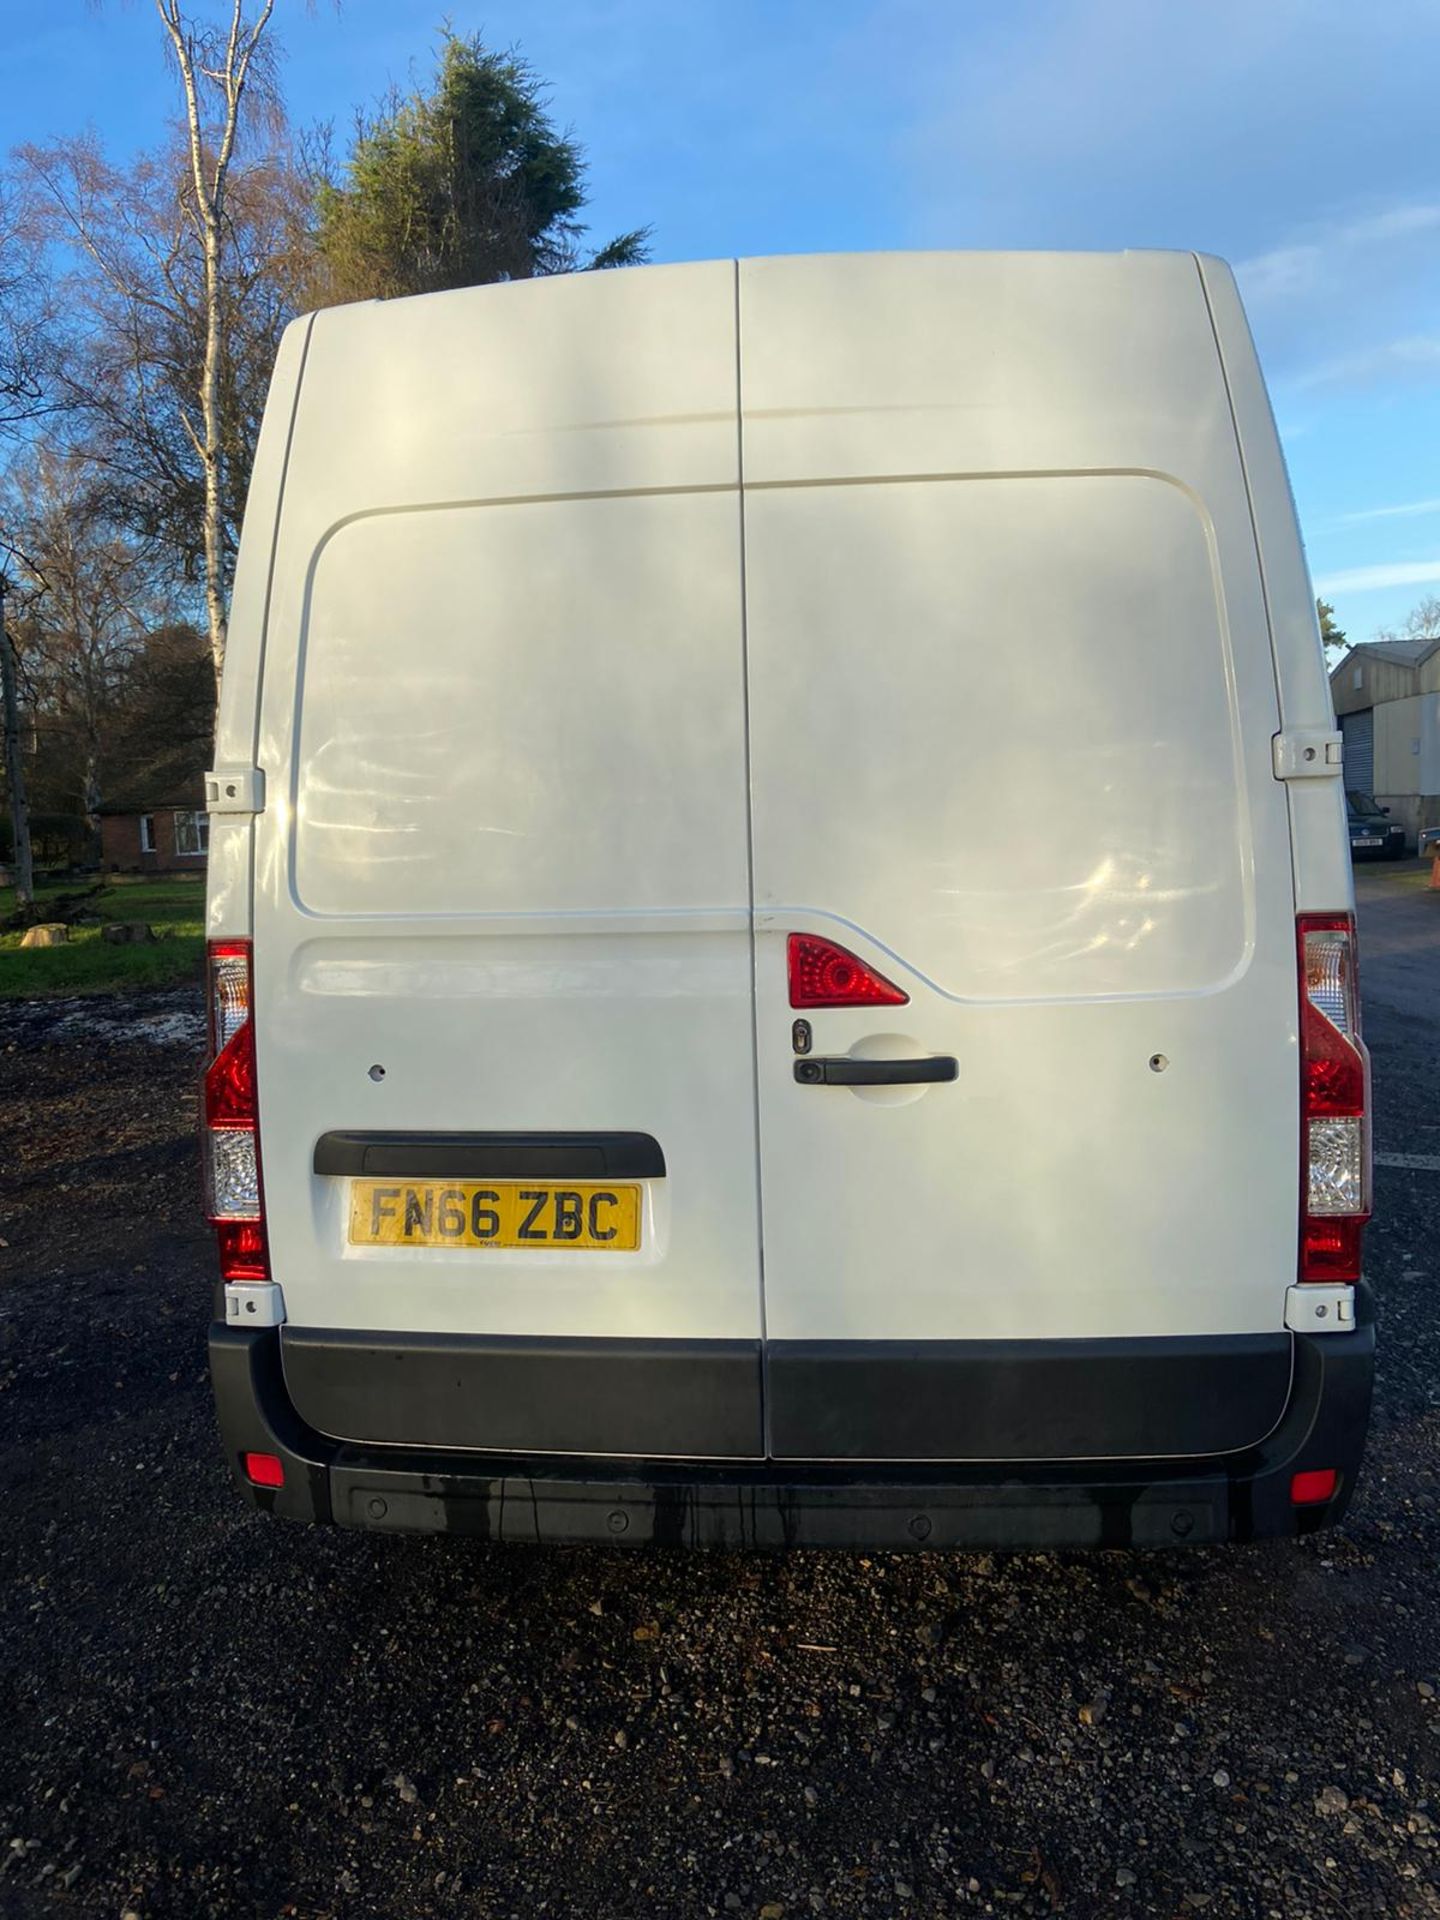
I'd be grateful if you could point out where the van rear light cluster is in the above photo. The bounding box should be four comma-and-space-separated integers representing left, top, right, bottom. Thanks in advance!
203, 940, 269, 1282
1298, 913, 1370, 1283
788, 933, 908, 1008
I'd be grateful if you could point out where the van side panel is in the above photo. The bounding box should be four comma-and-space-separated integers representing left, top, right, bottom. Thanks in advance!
207, 315, 311, 944
1197, 257, 1354, 915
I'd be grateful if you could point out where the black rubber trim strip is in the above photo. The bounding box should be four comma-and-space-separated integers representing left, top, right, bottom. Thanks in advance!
766, 1333, 1293, 1462
281, 1329, 762, 1459
312, 1130, 665, 1179
794, 1056, 958, 1085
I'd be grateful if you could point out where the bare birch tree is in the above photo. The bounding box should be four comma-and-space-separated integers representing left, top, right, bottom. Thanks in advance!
18, 6, 299, 697
0, 569, 35, 906
0, 181, 59, 439
152, 0, 277, 686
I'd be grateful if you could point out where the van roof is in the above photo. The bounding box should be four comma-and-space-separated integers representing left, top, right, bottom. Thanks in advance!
295, 247, 1223, 327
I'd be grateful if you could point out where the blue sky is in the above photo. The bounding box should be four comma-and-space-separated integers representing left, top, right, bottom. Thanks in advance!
5, 0, 1440, 644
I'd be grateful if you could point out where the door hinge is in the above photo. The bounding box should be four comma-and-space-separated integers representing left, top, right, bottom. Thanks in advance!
1284, 1283, 1355, 1333
225, 1280, 285, 1327
1273, 731, 1343, 780
205, 766, 266, 814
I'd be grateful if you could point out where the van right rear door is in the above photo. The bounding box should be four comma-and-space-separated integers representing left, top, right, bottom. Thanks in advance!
738, 253, 1302, 1463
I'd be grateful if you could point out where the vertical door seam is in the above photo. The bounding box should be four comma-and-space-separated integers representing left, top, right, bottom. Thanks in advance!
733, 260, 773, 1454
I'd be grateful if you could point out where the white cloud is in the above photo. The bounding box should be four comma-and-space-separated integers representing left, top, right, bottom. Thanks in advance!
1286, 334, 1440, 392
1313, 560, 1440, 594
1337, 497, 1440, 525
1236, 202, 1440, 305
1239, 245, 1323, 303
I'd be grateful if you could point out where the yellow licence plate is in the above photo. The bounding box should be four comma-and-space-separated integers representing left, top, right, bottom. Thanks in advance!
348, 1180, 641, 1251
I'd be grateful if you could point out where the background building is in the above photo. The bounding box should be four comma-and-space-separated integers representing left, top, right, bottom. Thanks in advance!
1329, 639, 1440, 847
98, 781, 209, 873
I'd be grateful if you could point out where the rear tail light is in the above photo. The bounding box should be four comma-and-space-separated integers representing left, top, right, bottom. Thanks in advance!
203, 939, 269, 1282
788, 933, 908, 1009
1298, 913, 1370, 1282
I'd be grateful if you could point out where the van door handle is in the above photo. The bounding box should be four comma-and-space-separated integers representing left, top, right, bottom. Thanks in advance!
793, 1056, 958, 1086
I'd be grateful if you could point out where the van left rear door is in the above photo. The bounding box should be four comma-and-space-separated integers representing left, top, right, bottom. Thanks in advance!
248, 263, 764, 1461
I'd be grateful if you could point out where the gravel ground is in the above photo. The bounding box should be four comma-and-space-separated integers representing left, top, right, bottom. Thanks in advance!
2, 869, 1438, 1920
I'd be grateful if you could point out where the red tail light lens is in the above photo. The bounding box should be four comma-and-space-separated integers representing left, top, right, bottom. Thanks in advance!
1300, 915, 1366, 1115
216, 1219, 269, 1283
1297, 914, 1369, 1283
203, 939, 269, 1281
788, 933, 908, 1009
1291, 1467, 1338, 1505
205, 1017, 257, 1128
243, 1450, 285, 1488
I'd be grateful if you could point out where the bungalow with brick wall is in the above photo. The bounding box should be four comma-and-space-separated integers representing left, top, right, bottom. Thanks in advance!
98, 779, 209, 874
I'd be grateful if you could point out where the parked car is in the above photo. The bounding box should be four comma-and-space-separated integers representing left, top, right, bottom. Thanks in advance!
1346, 791, 1407, 860
203, 250, 1372, 1550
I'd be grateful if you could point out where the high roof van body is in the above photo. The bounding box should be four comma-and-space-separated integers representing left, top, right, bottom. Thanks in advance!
204, 252, 1373, 1548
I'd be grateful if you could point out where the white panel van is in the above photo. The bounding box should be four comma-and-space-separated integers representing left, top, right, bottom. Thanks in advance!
204, 252, 1373, 1548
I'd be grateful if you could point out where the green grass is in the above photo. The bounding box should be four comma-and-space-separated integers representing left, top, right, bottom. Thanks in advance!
0, 876, 206, 999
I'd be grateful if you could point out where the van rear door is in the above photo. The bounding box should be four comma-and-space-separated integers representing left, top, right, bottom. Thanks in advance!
738, 253, 1301, 1462
249, 264, 764, 1460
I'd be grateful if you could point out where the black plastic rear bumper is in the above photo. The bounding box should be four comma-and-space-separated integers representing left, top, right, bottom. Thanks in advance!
208, 1297, 1374, 1549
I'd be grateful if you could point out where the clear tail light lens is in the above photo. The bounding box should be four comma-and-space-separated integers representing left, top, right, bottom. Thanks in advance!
207, 1123, 262, 1218
202, 939, 269, 1282
208, 943, 252, 1051
788, 933, 908, 1009
1298, 913, 1370, 1282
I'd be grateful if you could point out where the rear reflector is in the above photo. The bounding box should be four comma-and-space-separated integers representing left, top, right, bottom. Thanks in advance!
1297, 914, 1369, 1283
203, 939, 270, 1282
1300, 1218, 1365, 1281
216, 1219, 269, 1283
243, 1450, 285, 1489
788, 933, 908, 1009
1290, 1467, 1338, 1505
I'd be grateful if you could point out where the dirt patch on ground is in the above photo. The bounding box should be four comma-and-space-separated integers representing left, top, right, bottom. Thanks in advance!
1, 986, 207, 1319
